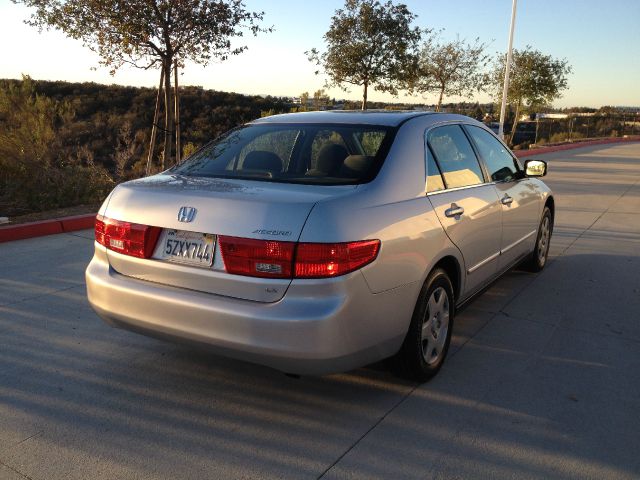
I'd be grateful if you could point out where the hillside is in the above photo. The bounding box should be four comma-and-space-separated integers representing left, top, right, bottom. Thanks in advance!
0, 78, 293, 215
2, 78, 292, 171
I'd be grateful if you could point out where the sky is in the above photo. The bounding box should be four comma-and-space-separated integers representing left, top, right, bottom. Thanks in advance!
1, 0, 639, 108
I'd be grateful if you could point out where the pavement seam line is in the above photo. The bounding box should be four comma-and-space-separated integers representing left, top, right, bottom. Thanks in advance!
557, 324, 640, 345
66, 232, 94, 240
431, 323, 562, 480
316, 267, 549, 478
11, 431, 44, 450
492, 311, 640, 344
316, 381, 420, 479
314, 183, 605, 477
453, 267, 551, 355
0, 284, 84, 309
557, 175, 640, 256
315, 210, 571, 477
0, 459, 34, 480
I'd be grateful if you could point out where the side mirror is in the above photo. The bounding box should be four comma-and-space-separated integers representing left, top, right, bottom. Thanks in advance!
524, 159, 547, 177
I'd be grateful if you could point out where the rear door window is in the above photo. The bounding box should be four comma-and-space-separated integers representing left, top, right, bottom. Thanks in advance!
426, 153, 445, 193
427, 125, 485, 189
465, 126, 521, 182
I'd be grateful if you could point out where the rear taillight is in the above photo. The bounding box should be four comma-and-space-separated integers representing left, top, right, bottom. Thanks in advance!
218, 236, 295, 279
95, 216, 380, 278
95, 215, 161, 259
218, 236, 380, 279
295, 240, 380, 278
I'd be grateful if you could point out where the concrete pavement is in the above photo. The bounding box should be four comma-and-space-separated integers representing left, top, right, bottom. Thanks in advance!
1, 143, 639, 479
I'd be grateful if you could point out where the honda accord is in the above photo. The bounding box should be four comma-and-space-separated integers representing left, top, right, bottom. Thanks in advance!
86, 111, 553, 381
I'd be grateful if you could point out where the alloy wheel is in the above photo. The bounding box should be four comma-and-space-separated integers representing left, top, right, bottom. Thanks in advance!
421, 286, 450, 365
538, 216, 551, 264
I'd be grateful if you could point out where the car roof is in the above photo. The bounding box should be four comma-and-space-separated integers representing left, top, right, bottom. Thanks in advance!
250, 110, 437, 127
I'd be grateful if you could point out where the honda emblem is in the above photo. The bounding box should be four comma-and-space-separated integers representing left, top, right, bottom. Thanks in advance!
177, 206, 197, 223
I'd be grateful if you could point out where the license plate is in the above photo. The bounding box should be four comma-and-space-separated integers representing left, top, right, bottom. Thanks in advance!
160, 229, 215, 267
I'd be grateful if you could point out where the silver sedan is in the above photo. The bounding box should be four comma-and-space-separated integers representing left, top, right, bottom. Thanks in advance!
86, 111, 553, 381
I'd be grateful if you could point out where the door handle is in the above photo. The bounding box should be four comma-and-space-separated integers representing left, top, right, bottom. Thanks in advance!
445, 204, 464, 218
501, 195, 514, 205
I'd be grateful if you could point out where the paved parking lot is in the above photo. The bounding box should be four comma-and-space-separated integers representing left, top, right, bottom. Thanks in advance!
1, 142, 639, 480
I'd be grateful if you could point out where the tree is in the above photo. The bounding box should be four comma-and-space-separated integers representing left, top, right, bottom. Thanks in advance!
113, 120, 138, 180
313, 89, 330, 110
299, 91, 310, 110
0, 76, 69, 211
16, 0, 270, 169
472, 102, 484, 121
307, 0, 422, 110
410, 34, 490, 112
0, 76, 113, 214
492, 46, 572, 144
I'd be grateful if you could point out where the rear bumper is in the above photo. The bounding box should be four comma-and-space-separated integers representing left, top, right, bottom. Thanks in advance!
85, 246, 416, 374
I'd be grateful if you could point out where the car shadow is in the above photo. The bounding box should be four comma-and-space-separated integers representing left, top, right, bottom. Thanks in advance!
1, 247, 639, 478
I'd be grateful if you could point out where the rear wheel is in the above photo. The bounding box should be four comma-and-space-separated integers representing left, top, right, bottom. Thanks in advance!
521, 206, 552, 272
394, 268, 454, 382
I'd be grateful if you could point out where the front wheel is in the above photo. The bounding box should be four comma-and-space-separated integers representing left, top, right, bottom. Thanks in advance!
521, 206, 553, 272
394, 268, 454, 382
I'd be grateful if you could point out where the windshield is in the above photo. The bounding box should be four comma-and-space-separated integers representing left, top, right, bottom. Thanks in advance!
170, 123, 395, 185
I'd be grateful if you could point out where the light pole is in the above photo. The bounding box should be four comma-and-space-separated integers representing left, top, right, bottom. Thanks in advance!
498, 0, 518, 140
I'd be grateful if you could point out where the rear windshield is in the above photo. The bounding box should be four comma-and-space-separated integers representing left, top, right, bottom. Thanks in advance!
170, 123, 394, 185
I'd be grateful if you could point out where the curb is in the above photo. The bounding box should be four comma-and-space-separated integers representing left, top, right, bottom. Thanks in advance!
1, 138, 638, 244
514, 136, 640, 158
0, 214, 96, 243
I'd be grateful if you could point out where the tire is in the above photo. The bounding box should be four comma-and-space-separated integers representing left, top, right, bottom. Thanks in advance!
394, 268, 455, 382
521, 206, 553, 272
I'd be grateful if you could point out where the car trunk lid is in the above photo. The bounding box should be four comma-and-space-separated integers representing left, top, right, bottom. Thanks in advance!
103, 174, 356, 302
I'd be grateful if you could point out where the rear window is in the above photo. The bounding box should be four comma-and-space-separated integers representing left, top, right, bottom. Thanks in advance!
171, 124, 394, 185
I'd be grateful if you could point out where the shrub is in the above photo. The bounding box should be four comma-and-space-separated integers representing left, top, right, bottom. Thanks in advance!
0, 76, 114, 215
182, 142, 199, 159
548, 132, 569, 143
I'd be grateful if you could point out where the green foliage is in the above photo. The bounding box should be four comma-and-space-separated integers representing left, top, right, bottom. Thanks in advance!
0, 77, 290, 215
181, 142, 199, 159
410, 34, 490, 111
310, 131, 346, 162
313, 89, 330, 110
15, 0, 271, 167
357, 131, 386, 155
530, 112, 634, 145
492, 46, 572, 109
548, 131, 585, 143
307, 0, 422, 109
297, 91, 310, 112
242, 130, 299, 168
491, 46, 572, 144
113, 120, 141, 180
0, 76, 113, 215
16, 0, 269, 73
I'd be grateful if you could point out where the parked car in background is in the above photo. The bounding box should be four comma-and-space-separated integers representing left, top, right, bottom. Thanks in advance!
486, 121, 502, 135
86, 111, 553, 381
512, 121, 538, 145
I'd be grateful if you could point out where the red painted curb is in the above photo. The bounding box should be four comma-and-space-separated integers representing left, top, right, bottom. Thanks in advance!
0, 138, 638, 244
514, 136, 640, 158
61, 214, 98, 232
0, 214, 96, 243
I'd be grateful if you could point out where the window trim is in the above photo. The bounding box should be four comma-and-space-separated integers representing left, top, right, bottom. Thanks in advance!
169, 122, 398, 186
462, 124, 524, 184
424, 123, 488, 193
425, 143, 446, 193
